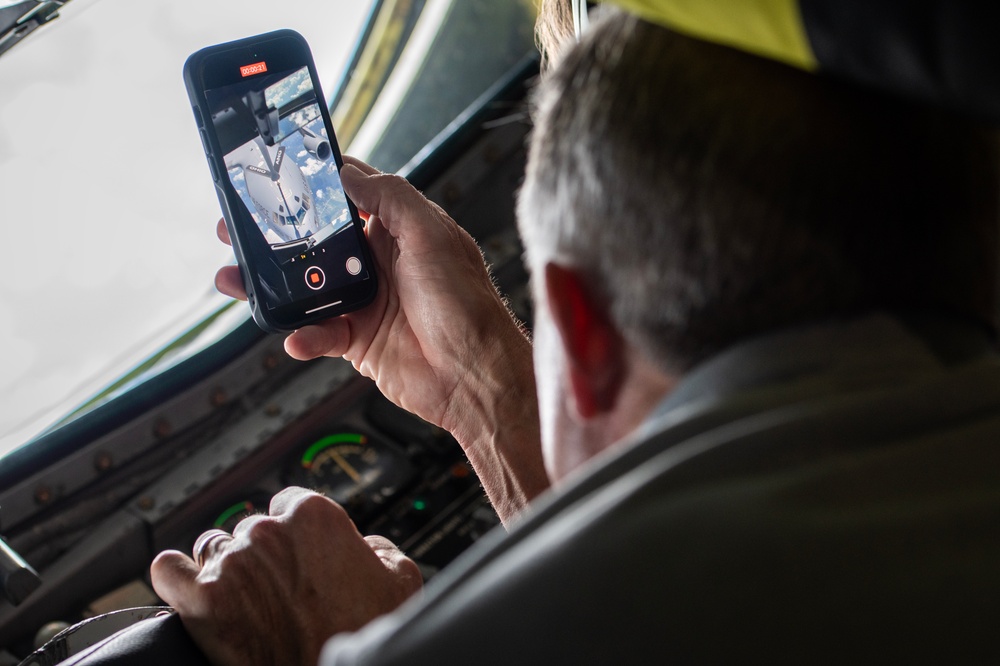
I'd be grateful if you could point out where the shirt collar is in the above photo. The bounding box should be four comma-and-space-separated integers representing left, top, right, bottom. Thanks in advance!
645, 313, 978, 432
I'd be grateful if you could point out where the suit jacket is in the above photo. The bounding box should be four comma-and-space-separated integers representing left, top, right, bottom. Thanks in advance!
322, 314, 1000, 664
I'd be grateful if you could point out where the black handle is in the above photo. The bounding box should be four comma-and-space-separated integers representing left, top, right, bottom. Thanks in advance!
0, 536, 41, 605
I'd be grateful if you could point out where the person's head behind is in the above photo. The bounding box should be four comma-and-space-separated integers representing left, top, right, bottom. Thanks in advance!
519, 8, 1000, 376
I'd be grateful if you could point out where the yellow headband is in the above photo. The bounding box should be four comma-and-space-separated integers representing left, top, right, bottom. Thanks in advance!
602, 0, 816, 71
596, 0, 1000, 122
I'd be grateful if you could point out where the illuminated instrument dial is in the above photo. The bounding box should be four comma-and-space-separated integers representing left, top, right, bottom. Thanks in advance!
210, 492, 272, 532
287, 432, 413, 514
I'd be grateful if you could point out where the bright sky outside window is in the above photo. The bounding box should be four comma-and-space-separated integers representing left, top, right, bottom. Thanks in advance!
0, 0, 372, 455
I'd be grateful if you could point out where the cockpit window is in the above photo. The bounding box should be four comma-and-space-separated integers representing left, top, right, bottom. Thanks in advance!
337, 0, 537, 173
0, 1, 372, 456
0, 0, 537, 458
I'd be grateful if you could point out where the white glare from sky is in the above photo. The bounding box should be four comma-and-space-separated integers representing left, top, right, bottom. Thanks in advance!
0, 0, 372, 456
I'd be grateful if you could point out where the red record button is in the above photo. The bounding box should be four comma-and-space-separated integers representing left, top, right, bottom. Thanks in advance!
304, 266, 326, 290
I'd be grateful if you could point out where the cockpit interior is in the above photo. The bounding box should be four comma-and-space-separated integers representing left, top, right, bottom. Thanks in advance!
2, 0, 1000, 663
0, 0, 536, 659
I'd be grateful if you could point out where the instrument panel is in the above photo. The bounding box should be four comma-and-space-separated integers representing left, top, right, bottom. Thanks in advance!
203, 422, 501, 578
285, 431, 413, 518
0, 369, 504, 656
167, 380, 503, 581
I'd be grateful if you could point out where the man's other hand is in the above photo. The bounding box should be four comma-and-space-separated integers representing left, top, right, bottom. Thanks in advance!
150, 487, 422, 666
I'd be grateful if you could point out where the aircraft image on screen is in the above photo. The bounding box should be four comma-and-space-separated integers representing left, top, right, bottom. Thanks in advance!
209, 67, 353, 265
225, 126, 339, 244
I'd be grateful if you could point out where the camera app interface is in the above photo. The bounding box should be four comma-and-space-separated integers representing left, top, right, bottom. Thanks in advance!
206, 65, 369, 312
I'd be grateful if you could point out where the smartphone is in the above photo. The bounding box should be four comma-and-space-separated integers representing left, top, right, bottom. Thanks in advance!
183, 29, 377, 333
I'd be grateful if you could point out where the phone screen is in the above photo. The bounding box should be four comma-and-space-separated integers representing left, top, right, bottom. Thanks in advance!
199, 51, 374, 328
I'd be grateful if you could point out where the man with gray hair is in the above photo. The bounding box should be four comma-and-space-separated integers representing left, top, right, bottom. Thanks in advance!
145, 6, 1000, 665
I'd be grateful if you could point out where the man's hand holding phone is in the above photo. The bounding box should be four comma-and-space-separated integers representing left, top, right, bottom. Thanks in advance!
188, 31, 547, 518
217, 156, 549, 523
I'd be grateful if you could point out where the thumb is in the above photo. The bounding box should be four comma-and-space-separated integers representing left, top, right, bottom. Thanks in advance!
365, 536, 423, 597
340, 164, 379, 217
341, 167, 430, 242
150, 550, 201, 613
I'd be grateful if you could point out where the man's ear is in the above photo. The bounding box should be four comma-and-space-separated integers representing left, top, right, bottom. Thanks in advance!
543, 262, 625, 419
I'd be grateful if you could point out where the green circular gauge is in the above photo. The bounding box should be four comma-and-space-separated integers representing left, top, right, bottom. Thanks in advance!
210, 492, 272, 532
288, 432, 413, 512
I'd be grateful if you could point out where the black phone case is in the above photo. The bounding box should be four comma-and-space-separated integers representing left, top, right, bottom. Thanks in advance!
182, 30, 377, 333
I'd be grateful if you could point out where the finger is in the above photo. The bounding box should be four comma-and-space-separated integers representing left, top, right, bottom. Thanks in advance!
267, 486, 319, 517
215, 266, 247, 301
192, 529, 235, 568
342, 155, 380, 176
230, 512, 269, 539
340, 168, 435, 244
150, 550, 201, 611
364, 535, 404, 558
340, 164, 375, 216
216, 218, 232, 246
284, 317, 352, 360
340, 164, 394, 216
364, 536, 423, 593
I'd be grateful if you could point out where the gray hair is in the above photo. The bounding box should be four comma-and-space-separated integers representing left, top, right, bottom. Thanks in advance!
518, 9, 999, 372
